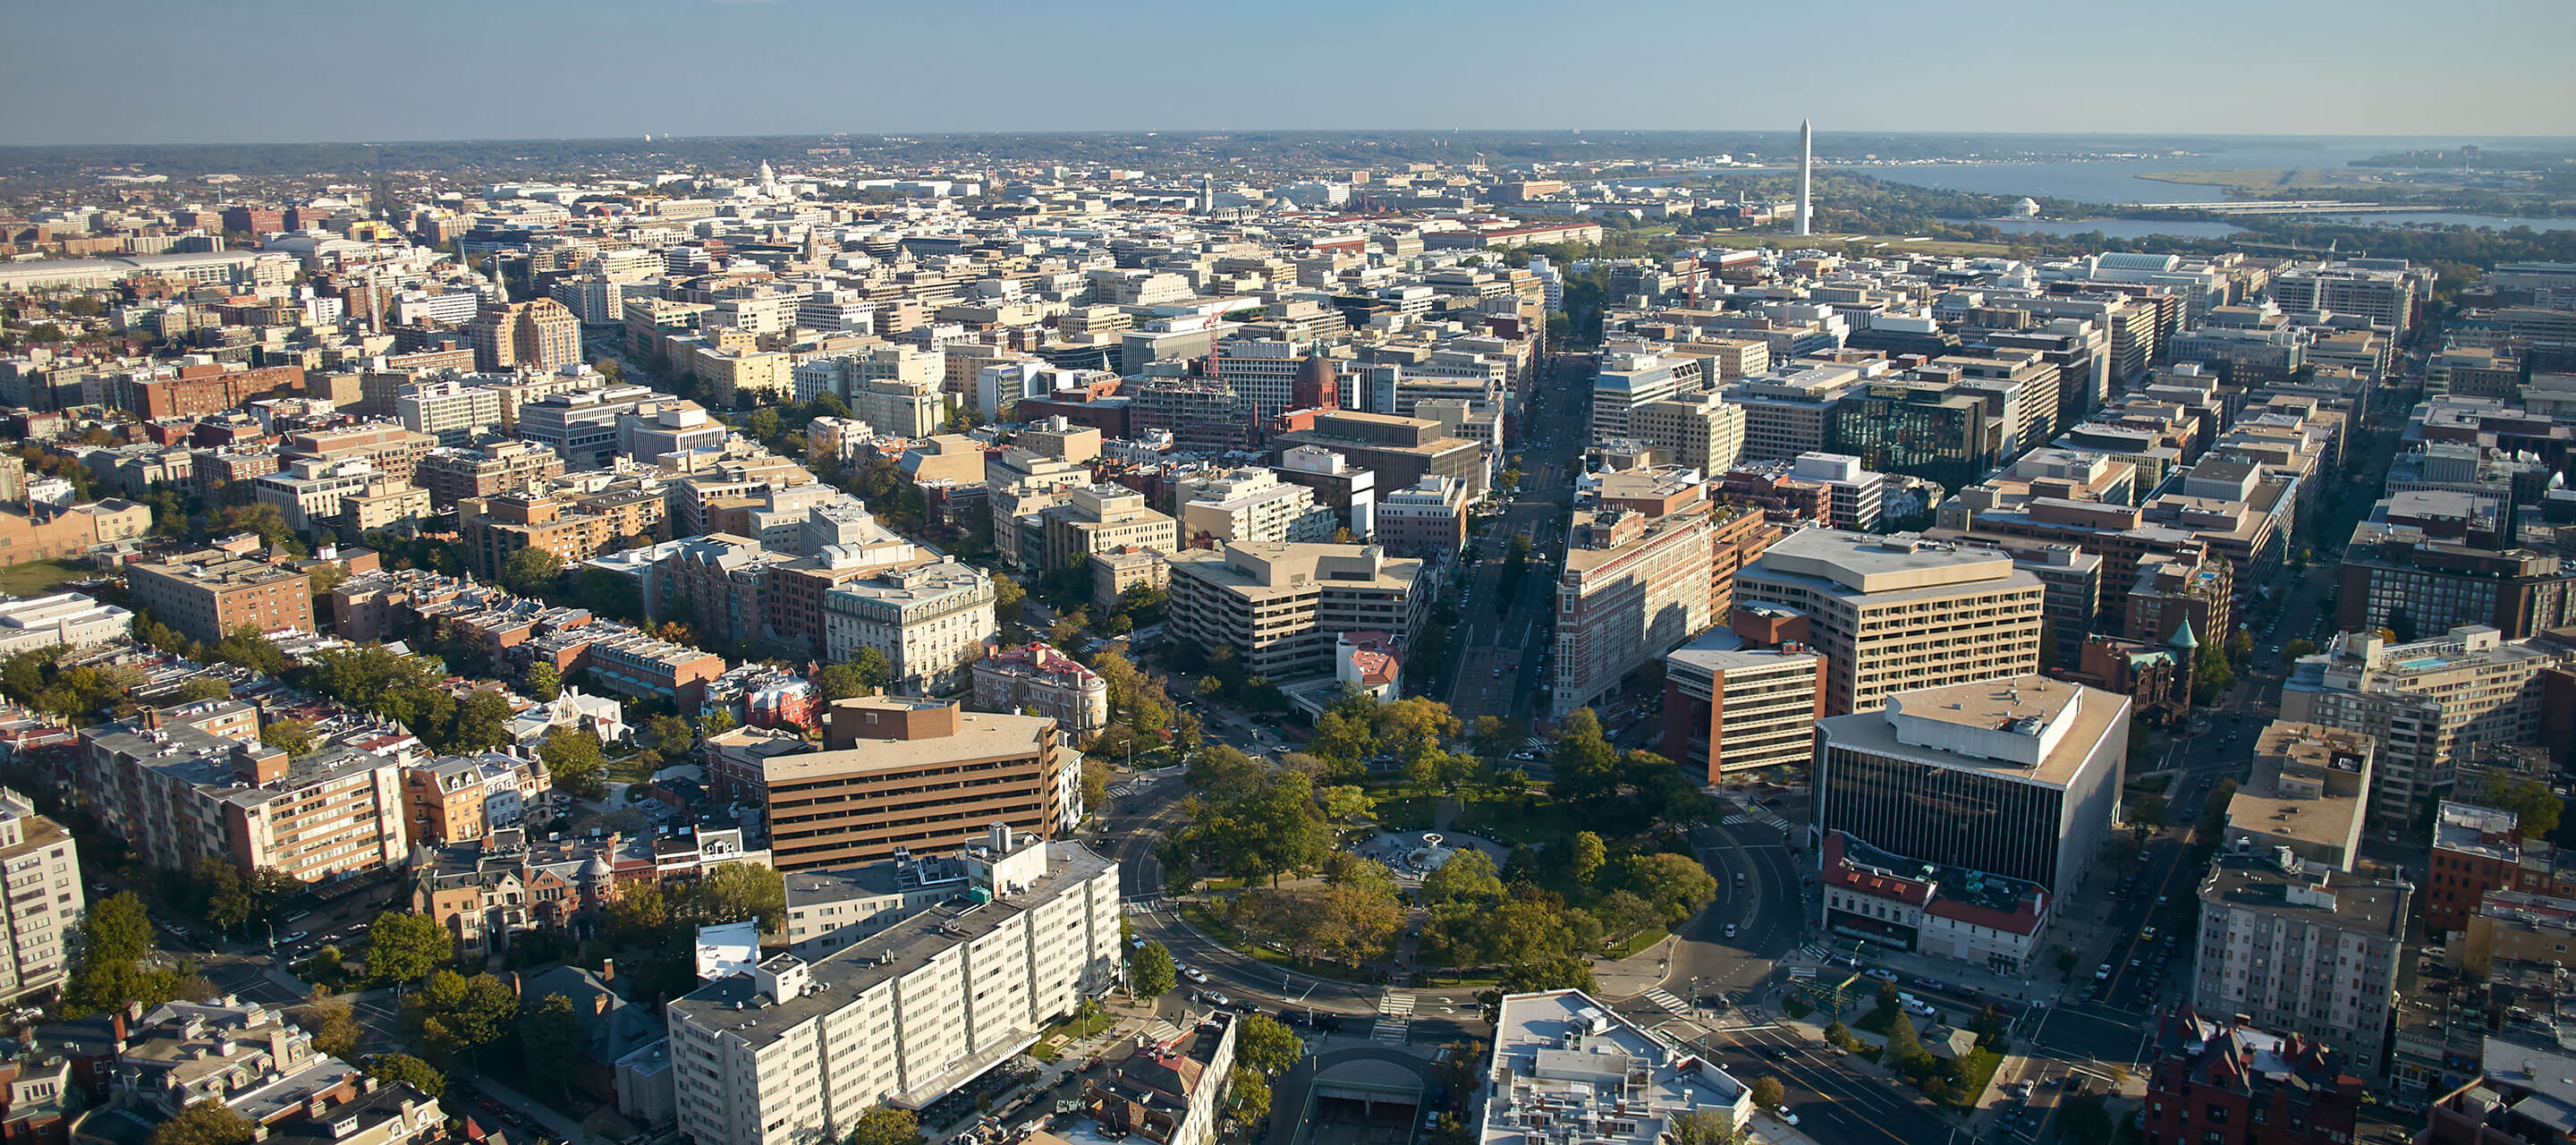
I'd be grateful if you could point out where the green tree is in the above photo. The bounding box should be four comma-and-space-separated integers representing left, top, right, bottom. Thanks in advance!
1621, 852, 1719, 926
369, 911, 453, 988
1049, 608, 1089, 649
367, 1052, 447, 1098
173, 677, 231, 702
2190, 646, 2233, 705
604, 885, 669, 946
815, 662, 873, 701
2130, 793, 2167, 833
1225, 1065, 1270, 1124
1750, 1076, 1786, 1113
1668, 1110, 1744, 1145
2199, 778, 2240, 835
1130, 941, 1177, 998
63, 892, 159, 1016
1317, 785, 1369, 822
2059, 1092, 2114, 1145
2284, 638, 2317, 660
446, 689, 514, 752
305, 987, 360, 1060
1570, 831, 1606, 885
992, 572, 1027, 625
2478, 771, 2564, 838
677, 863, 788, 932
1422, 849, 1504, 905
148, 1101, 252, 1145
196, 859, 253, 934
850, 647, 894, 694
1234, 1013, 1302, 1074
408, 971, 519, 1064
209, 625, 287, 676
523, 662, 562, 701
1884, 1013, 1927, 1070
539, 727, 606, 800
849, 1107, 924, 1145
498, 547, 564, 596
1550, 708, 1619, 805
518, 992, 588, 1098
1496, 954, 1596, 994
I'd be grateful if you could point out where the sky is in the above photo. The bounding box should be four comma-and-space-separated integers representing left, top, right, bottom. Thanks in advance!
4, 0, 2572, 146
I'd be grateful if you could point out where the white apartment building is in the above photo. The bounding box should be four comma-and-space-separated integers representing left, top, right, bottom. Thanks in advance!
396, 377, 509, 445
1174, 468, 1332, 549
794, 346, 945, 436
252, 457, 384, 538
820, 558, 999, 694
0, 789, 81, 1001
794, 291, 877, 335
669, 833, 1121, 1145
1168, 543, 1428, 681
1589, 350, 1699, 444
2280, 625, 2554, 822
1733, 530, 2044, 717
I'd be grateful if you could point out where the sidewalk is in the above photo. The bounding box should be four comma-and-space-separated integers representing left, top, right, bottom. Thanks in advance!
471, 1074, 595, 1145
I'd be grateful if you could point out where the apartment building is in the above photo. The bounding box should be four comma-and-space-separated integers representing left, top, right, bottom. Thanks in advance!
1661, 627, 1825, 784
394, 377, 509, 445
2143, 1008, 2365, 1145
1814, 675, 2129, 903
123, 550, 318, 645
0, 790, 80, 1001
81, 708, 408, 884
1552, 499, 1721, 718
252, 458, 399, 539
1167, 542, 1428, 682
457, 493, 637, 581
762, 700, 1063, 870
2223, 722, 2375, 874
2422, 802, 2576, 934
467, 299, 581, 373
667, 831, 1119, 1145
2193, 844, 2410, 1076
1785, 452, 1885, 532
1174, 468, 1333, 550
1733, 530, 2044, 717
584, 629, 728, 709
970, 642, 1109, 734
820, 557, 998, 694
414, 440, 566, 509
2336, 513, 2574, 640
283, 424, 437, 485
2281, 626, 2554, 823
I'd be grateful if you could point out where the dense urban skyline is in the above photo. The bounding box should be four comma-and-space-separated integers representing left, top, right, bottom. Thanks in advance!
4, 0, 2572, 145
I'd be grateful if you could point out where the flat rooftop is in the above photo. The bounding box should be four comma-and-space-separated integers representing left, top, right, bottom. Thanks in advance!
762, 710, 1051, 785
1818, 675, 2123, 789
2199, 852, 2406, 938
1743, 528, 2025, 596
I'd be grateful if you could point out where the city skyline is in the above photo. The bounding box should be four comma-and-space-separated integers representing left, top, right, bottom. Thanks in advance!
3, 0, 2572, 146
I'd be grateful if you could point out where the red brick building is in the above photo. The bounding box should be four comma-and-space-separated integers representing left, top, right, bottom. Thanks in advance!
2143, 1006, 2363, 1145
2425, 801, 2576, 933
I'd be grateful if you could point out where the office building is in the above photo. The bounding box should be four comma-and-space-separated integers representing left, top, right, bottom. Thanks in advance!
820, 558, 998, 695
2281, 627, 2553, 823
1041, 486, 1180, 574
394, 377, 509, 445
1372, 475, 1469, 558
669, 830, 1119, 1145
1479, 988, 1751, 1145
2142, 1008, 2365, 1145
0, 592, 133, 657
1631, 392, 1745, 476
414, 440, 566, 509
1786, 452, 1885, 532
970, 642, 1110, 735
2336, 513, 2573, 641
1733, 530, 2044, 717
516, 385, 660, 469
1270, 411, 1487, 505
123, 550, 318, 645
1168, 543, 1427, 682
1661, 626, 1825, 784
467, 299, 581, 373
1814, 674, 2130, 902
0, 790, 80, 1001
2268, 260, 2426, 340
1828, 379, 1999, 494
1173, 468, 1334, 550
2193, 844, 2409, 1076
1818, 830, 2050, 975
760, 700, 1063, 870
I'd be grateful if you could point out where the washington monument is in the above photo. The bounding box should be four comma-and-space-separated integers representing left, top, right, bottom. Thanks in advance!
1795, 118, 1813, 236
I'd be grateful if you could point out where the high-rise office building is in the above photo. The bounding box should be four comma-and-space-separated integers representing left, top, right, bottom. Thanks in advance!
1733, 530, 2044, 716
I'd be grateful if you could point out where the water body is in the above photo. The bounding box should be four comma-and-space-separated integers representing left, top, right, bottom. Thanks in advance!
1622, 134, 2576, 234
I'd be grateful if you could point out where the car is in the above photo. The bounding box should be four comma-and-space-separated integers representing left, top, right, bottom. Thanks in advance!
2094, 963, 2112, 980
1131, 937, 1147, 949
1777, 1112, 1798, 1126
2157, 895, 2171, 906
281, 930, 309, 944
2140, 926, 2158, 942
1865, 968, 1898, 982
284, 910, 310, 924
1200, 991, 1232, 1008
1724, 923, 1738, 938
2269, 645, 2282, 656
1182, 967, 1208, 984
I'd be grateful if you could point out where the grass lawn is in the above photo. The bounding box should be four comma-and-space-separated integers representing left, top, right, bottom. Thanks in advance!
1032, 1004, 1115, 1061
1451, 798, 1589, 845
1603, 926, 1669, 961
1369, 794, 1436, 831
0, 558, 90, 599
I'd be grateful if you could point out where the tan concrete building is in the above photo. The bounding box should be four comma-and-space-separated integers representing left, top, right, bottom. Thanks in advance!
0, 789, 80, 1001
2281, 625, 2555, 823
124, 549, 318, 644
1631, 393, 1746, 476
763, 700, 1063, 871
1733, 530, 2045, 717
1040, 485, 1179, 573
1167, 542, 1428, 681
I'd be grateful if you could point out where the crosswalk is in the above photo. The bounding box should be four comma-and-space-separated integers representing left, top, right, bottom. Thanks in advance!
1374, 992, 1414, 1044
1639, 988, 1688, 1015
1724, 807, 1792, 831
1142, 1019, 1181, 1043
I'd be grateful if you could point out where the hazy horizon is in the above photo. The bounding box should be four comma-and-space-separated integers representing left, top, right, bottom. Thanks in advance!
4, 0, 2572, 147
